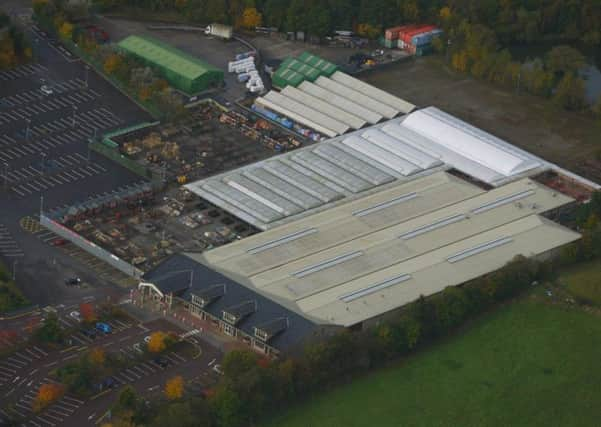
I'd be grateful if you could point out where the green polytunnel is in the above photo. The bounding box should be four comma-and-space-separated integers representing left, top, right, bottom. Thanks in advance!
117, 35, 224, 95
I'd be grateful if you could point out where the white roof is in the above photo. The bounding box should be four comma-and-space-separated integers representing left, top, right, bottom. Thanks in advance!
402, 107, 542, 176
315, 76, 399, 119
330, 71, 416, 114
257, 91, 349, 137
200, 178, 578, 327
299, 81, 383, 124
281, 86, 366, 129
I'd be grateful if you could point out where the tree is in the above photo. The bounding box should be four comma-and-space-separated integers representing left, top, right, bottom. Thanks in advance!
546, 45, 585, 76
79, 302, 96, 322
58, 21, 73, 40
104, 53, 122, 75
147, 331, 168, 353
117, 386, 138, 411
88, 347, 106, 366
241, 7, 262, 29
553, 72, 587, 111
34, 314, 64, 343
32, 383, 65, 412
164, 375, 184, 400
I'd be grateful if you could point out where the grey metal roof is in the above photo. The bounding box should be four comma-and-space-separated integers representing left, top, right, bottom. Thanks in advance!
143, 253, 320, 352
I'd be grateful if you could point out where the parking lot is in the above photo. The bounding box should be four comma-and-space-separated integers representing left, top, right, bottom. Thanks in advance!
0, 18, 156, 308
0, 314, 221, 426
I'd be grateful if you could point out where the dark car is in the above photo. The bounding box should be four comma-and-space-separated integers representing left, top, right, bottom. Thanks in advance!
154, 357, 169, 368
82, 328, 97, 339
65, 277, 81, 286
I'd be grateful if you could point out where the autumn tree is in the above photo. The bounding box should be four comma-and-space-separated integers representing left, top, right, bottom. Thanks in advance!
164, 375, 184, 400
104, 53, 122, 75
147, 331, 168, 353
241, 7, 262, 29
553, 72, 587, 111
32, 383, 65, 412
58, 21, 73, 40
79, 302, 96, 322
88, 347, 106, 366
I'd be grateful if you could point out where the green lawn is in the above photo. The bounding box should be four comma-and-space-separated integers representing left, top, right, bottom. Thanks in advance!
561, 261, 601, 305
264, 300, 601, 427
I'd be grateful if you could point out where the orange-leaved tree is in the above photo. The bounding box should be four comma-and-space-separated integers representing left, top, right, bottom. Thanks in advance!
147, 331, 168, 353
79, 302, 96, 322
164, 375, 184, 400
32, 383, 65, 412
88, 347, 106, 366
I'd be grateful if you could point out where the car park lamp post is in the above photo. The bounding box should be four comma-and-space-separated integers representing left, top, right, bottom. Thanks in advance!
12, 260, 17, 281
72, 105, 77, 127
85, 65, 90, 89
25, 118, 31, 140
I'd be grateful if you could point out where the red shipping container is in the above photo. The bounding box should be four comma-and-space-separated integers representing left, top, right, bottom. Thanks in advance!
400, 24, 437, 45
385, 24, 416, 40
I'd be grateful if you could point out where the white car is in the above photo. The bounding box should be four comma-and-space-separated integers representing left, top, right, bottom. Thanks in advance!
69, 311, 82, 322
144, 335, 151, 343
212, 364, 223, 375
40, 85, 53, 95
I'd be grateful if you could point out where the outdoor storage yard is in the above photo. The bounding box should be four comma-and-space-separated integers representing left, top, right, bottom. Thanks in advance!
50, 185, 258, 273
113, 102, 303, 184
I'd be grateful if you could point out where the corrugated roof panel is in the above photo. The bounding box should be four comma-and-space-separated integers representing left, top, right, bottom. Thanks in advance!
362, 129, 442, 169
330, 71, 416, 114
299, 81, 382, 124
260, 91, 350, 136
243, 168, 322, 210
291, 151, 373, 193
255, 95, 339, 137
281, 86, 366, 129
202, 181, 283, 224
315, 76, 398, 119
340, 135, 421, 176
312, 144, 394, 186
262, 161, 343, 203
224, 175, 303, 216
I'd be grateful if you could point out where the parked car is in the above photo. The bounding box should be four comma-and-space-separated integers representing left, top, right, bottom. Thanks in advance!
95, 322, 112, 334
154, 357, 169, 368
51, 238, 67, 246
144, 335, 151, 343
82, 328, 97, 339
40, 85, 53, 95
65, 277, 81, 286
133, 343, 144, 354
69, 311, 82, 322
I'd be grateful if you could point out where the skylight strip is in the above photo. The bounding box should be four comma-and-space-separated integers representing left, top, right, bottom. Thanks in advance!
399, 214, 466, 240
292, 251, 364, 278
471, 190, 535, 215
447, 237, 514, 263
352, 192, 418, 217
340, 274, 412, 303
247, 228, 318, 255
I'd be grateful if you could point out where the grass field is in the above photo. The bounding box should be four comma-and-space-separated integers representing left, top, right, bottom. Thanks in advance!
264, 299, 601, 427
561, 261, 601, 305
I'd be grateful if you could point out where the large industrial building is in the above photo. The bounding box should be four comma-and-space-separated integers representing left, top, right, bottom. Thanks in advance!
117, 35, 224, 95
139, 66, 599, 356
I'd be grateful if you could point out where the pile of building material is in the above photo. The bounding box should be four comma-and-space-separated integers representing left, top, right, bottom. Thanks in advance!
228, 51, 264, 94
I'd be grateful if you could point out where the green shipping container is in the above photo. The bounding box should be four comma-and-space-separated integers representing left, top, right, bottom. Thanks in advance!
117, 35, 224, 95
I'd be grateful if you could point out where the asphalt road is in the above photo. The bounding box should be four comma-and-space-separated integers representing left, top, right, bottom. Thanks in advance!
0, 10, 152, 307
